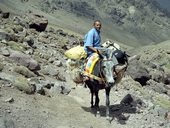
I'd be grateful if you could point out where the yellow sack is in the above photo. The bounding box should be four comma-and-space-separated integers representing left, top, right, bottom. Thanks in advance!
64, 45, 87, 60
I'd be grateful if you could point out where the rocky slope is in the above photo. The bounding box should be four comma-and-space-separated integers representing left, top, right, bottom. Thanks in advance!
1, 0, 170, 46
0, 10, 170, 128
0, 5, 170, 128
39, 0, 170, 46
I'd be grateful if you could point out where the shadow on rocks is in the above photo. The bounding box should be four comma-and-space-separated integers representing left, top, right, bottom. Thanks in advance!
81, 94, 139, 124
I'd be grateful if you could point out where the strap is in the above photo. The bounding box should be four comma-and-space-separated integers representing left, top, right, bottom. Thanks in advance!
82, 71, 104, 82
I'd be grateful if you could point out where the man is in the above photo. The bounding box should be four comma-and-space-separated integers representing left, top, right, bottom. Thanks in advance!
82, 20, 127, 86
83, 20, 104, 81
84, 20, 102, 57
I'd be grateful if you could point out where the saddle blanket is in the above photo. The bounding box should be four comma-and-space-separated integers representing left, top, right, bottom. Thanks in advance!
84, 53, 99, 74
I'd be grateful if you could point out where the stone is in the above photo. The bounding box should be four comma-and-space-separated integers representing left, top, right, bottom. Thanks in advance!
0, 12, 10, 18
53, 60, 62, 67
0, 47, 10, 56
13, 76, 35, 94
0, 29, 11, 41
120, 94, 133, 105
13, 65, 36, 78
9, 50, 40, 71
35, 84, 45, 95
29, 14, 48, 32
5, 97, 14, 103
165, 112, 170, 120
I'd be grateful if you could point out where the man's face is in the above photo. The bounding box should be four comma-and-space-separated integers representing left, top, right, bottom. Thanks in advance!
94, 21, 102, 31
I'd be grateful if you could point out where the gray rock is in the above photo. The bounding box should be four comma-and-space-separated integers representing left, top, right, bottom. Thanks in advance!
153, 105, 169, 119
149, 69, 164, 83
0, 47, 10, 56
13, 16, 22, 25
35, 84, 45, 95
24, 49, 34, 55
24, 36, 34, 46
0, 72, 16, 82
5, 97, 14, 103
13, 76, 35, 94
39, 32, 48, 38
0, 29, 11, 41
0, 63, 4, 71
146, 80, 167, 94
9, 50, 40, 71
53, 60, 62, 67
41, 65, 59, 76
40, 80, 54, 89
127, 59, 151, 85
165, 111, 170, 120
28, 14, 48, 32
50, 82, 71, 95
48, 57, 55, 63
56, 29, 67, 37
13, 65, 36, 78
120, 94, 133, 105
143, 99, 155, 111
0, 12, 10, 18
56, 72, 66, 81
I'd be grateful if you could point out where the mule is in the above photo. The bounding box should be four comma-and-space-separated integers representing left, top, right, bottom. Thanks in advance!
83, 49, 128, 120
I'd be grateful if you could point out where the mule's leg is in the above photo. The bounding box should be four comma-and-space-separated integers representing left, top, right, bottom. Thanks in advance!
94, 90, 100, 117
94, 91, 99, 107
105, 87, 111, 120
90, 91, 94, 108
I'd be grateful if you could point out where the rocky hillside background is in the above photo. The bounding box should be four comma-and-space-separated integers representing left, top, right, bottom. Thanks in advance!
0, 0, 170, 47
39, 0, 170, 46
156, 0, 170, 12
0, 5, 170, 128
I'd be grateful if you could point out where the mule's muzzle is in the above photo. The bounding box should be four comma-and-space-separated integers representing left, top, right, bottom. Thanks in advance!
106, 82, 114, 88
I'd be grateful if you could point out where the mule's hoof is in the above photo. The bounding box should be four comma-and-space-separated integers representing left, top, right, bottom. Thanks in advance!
96, 111, 100, 118
106, 116, 111, 121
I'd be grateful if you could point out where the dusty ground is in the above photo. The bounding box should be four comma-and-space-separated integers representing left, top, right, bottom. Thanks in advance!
1, 80, 169, 128
0, 84, 128, 128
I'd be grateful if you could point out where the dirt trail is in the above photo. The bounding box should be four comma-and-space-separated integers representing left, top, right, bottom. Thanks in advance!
0, 82, 140, 128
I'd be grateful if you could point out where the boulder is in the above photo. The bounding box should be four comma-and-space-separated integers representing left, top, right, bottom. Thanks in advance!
0, 72, 16, 82
71, 68, 83, 84
8, 41, 27, 52
127, 59, 151, 85
56, 29, 67, 37
28, 14, 48, 32
0, 47, 10, 56
50, 82, 71, 95
146, 80, 168, 94
0, 12, 10, 18
0, 29, 11, 41
13, 65, 36, 78
9, 50, 40, 71
13, 76, 35, 94
23, 36, 34, 46
0, 63, 4, 71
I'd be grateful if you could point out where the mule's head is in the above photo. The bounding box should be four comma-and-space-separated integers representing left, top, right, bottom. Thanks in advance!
101, 49, 128, 85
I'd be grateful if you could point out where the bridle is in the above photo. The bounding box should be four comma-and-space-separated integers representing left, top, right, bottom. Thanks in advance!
98, 56, 128, 87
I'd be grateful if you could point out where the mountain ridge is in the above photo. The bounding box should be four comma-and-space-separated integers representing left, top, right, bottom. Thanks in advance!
1, 0, 170, 47
39, 0, 170, 45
